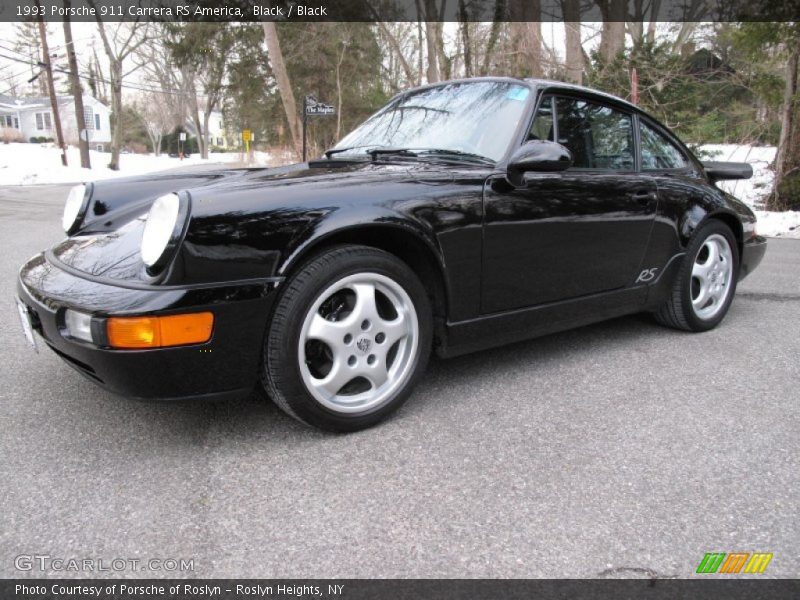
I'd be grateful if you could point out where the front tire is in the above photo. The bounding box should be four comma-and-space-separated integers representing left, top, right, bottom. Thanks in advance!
261, 245, 432, 432
655, 220, 739, 332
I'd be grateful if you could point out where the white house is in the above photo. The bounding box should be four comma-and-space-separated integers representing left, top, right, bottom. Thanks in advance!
186, 110, 229, 149
0, 94, 111, 151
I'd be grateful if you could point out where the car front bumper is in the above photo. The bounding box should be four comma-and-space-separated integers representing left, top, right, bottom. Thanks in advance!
17, 252, 280, 401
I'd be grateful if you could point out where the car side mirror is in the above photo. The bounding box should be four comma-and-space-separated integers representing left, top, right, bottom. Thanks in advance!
507, 140, 572, 186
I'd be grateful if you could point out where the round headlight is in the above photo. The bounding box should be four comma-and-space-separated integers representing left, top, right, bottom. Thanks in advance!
141, 193, 181, 268
62, 184, 87, 233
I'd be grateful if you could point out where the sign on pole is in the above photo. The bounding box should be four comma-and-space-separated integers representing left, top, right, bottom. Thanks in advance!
302, 95, 336, 161
179, 132, 187, 141
242, 129, 252, 154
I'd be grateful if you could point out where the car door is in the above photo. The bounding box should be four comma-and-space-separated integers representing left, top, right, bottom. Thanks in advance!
481, 92, 658, 313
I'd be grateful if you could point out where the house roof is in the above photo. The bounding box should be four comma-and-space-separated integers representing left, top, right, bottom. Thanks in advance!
0, 94, 108, 111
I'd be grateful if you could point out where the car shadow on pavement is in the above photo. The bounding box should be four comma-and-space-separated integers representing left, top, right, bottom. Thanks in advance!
91, 311, 667, 445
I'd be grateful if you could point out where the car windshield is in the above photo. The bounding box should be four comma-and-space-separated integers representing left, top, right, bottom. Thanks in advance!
331, 81, 531, 162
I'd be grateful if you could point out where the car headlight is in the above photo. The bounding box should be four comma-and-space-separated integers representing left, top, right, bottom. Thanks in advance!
62, 184, 88, 234
140, 193, 185, 271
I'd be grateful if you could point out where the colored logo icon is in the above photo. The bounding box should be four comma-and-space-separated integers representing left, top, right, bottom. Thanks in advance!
696, 552, 773, 574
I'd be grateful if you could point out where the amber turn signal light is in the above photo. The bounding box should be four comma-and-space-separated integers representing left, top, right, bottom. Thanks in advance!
107, 312, 214, 349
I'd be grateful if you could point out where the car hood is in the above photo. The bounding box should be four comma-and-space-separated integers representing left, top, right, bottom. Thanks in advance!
48, 160, 470, 284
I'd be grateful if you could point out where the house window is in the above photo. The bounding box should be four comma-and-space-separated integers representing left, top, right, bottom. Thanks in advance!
216, 137, 223, 146
1, 116, 14, 128
96, 144, 104, 152
14, 117, 19, 129
35, 112, 52, 130
84, 106, 94, 130
95, 113, 100, 130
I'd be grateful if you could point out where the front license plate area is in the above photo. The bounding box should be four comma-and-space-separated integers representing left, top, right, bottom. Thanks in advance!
16, 299, 38, 352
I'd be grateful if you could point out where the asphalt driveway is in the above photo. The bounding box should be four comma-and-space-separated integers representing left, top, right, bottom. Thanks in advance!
1, 182, 797, 578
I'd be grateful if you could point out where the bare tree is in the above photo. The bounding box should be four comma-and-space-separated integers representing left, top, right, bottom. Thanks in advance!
63, 1, 90, 169
421, 0, 440, 82
263, 22, 302, 159
90, 11, 150, 169
135, 27, 192, 133
597, 0, 627, 62
774, 41, 800, 205
509, 0, 543, 77
563, 0, 584, 84
375, 21, 416, 87
135, 94, 171, 156
35, 0, 67, 167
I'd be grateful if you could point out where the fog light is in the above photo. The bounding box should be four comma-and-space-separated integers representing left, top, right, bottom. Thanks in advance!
64, 309, 93, 343
107, 312, 214, 349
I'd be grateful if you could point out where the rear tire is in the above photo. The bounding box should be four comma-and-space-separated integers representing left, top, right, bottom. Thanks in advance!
261, 245, 432, 432
655, 220, 739, 332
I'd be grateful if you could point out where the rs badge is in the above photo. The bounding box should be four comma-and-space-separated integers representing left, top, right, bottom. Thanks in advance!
636, 268, 659, 283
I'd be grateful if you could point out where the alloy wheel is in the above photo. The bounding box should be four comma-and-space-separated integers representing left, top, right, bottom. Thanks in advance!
691, 233, 734, 320
298, 272, 419, 413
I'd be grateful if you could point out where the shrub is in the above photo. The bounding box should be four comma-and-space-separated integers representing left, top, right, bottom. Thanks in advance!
774, 173, 800, 211
1, 128, 24, 143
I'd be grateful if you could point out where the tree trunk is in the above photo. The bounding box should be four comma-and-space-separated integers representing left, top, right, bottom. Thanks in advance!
646, 0, 659, 45
459, 2, 473, 78
189, 89, 205, 159
108, 62, 122, 170
62, 7, 91, 169
772, 45, 800, 210
598, 0, 626, 62
35, 3, 67, 167
481, 1, 506, 76
508, 0, 542, 78
376, 22, 415, 85
262, 22, 301, 159
434, 22, 452, 80
417, 17, 424, 84
563, 0, 583, 84
335, 43, 346, 140
424, 23, 440, 82
202, 109, 211, 159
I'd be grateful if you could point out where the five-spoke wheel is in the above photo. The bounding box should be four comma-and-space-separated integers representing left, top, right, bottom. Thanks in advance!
299, 273, 419, 413
655, 220, 739, 332
690, 233, 734, 320
261, 245, 431, 432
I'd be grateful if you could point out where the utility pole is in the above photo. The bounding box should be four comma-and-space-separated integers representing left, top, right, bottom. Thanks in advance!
63, 0, 91, 169
35, 0, 67, 167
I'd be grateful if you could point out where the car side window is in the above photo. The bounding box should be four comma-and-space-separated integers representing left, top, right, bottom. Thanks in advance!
528, 95, 554, 142
555, 96, 634, 170
640, 121, 688, 169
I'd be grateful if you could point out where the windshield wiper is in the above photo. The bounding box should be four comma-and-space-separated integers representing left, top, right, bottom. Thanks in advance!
324, 146, 371, 159
415, 149, 495, 165
366, 147, 418, 160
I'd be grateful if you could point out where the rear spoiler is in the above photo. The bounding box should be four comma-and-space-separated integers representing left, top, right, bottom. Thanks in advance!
702, 161, 753, 182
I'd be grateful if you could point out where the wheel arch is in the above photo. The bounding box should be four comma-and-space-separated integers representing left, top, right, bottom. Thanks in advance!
680, 205, 744, 264
706, 211, 744, 262
278, 222, 450, 346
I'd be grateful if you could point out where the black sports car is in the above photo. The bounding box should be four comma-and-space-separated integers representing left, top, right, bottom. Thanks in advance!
16, 78, 767, 431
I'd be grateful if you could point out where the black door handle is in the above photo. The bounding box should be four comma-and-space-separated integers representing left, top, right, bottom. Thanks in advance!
631, 190, 657, 204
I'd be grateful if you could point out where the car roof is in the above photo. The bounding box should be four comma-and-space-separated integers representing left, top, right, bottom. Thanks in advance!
400, 76, 641, 113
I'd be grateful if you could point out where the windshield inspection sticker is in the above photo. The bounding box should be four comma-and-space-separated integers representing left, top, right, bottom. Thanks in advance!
507, 87, 530, 101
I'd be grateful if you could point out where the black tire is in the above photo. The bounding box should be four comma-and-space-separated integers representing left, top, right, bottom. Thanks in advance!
260, 245, 432, 432
654, 219, 739, 332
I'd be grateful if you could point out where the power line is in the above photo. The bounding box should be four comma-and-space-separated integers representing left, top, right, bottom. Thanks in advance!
0, 50, 209, 98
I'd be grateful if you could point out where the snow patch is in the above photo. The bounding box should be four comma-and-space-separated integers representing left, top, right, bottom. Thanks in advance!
0, 143, 271, 186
